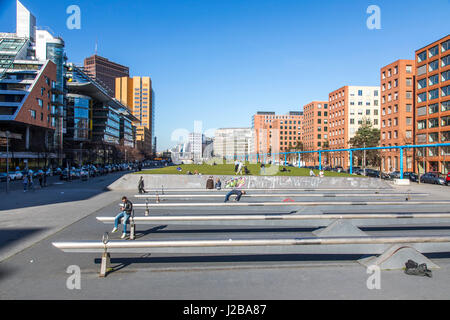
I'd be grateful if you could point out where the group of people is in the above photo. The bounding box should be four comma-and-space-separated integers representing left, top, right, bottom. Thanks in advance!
234, 160, 250, 175
206, 176, 222, 190
309, 169, 325, 178
22, 170, 48, 192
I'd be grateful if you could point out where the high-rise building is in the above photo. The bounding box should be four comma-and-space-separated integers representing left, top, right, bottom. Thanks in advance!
252, 111, 303, 158
16, 0, 36, 42
380, 60, 416, 172
414, 35, 450, 174
302, 101, 329, 166
116, 76, 154, 154
213, 128, 253, 159
328, 86, 381, 168
84, 55, 129, 95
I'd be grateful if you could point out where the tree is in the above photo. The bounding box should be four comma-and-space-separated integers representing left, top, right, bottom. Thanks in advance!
348, 123, 381, 167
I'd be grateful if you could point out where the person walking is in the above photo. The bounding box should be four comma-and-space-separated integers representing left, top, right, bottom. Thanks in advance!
38, 172, 43, 188
138, 176, 145, 194
234, 160, 240, 174
224, 189, 246, 202
237, 161, 244, 175
112, 196, 133, 239
260, 162, 266, 175
23, 175, 28, 192
28, 171, 34, 191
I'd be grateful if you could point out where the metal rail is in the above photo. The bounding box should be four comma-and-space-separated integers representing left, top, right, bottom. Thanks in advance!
134, 193, 428, 198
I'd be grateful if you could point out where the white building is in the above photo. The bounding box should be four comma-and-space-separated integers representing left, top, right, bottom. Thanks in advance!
213, 128, 254, 159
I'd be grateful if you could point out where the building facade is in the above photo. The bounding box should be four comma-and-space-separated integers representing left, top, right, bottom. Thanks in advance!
328, 86, 381, 168
84, 54, 129, 96
414, 35, 450, 174
302, 101, 329, 166
380, 59, 416, 172
116, 76, 154, 155
214, 128, 253, 159
252, 111, 303, 161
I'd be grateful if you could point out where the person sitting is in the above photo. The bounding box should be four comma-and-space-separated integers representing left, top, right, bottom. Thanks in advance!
309, 169, 316, 177
224, 189, 246, 202
215, 178, 222, 190
206, 176, 214, 189
112, 196, 133, 239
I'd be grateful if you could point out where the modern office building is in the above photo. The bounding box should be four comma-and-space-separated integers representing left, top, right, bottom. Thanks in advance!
65, 63, 137, 164
84, 54, 129, 96
16, 0, 36, 42
379, 59, 416, 172
328, 86, 381, 168
213, 128, 254, 159
414, 35, 450, 174
252, 111, 304, 160
115, 76, 155, 155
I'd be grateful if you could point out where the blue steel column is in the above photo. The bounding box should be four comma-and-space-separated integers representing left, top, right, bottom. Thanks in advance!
400, 148, 404, 179
298, 152, 301, 168
349, 150, 353, 174
319, 152, 322, 170
284, 153, 287, 166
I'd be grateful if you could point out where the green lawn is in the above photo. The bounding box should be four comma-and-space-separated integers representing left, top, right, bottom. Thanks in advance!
135, 164, 358, 177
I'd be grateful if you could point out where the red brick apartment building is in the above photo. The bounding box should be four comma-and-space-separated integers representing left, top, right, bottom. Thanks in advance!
380, 59, 416, 173
414, 35, 450, 174
302, 101, 329, 166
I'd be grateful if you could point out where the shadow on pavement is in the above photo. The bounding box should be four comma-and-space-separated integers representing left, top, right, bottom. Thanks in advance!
0, 228, 46, 252
0, 172, 130, 211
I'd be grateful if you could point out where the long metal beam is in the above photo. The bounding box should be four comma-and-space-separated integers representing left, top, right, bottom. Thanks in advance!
133, 201, 450, 208
97, 213, 450, 227
135, 193, 428, 199
144, 188, 390, 193
52, 235, 450, 255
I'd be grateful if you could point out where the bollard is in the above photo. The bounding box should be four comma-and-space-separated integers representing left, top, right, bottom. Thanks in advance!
145, 199, 149, 216
100, 233, 110, 277
129, 210, 136, 240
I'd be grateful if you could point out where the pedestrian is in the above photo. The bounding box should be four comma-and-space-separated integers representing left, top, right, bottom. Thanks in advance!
112, 196, 133, 239
234, 160, 239, 174
224, 189, 246, 202
28, 171, 34, 190
138, 176, 145, 194
206, 176, 214, 189
43, 169, 47, 187
215, 178, 222, 190
260, 163, 266, 175
38, 173, 43, 188
23, 175, 28, 192
237, 161, 244, 175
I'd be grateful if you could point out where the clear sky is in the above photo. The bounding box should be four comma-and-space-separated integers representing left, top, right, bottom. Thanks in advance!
1, 0, 449, 151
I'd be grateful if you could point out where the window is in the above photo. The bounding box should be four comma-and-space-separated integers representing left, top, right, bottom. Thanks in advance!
429, 89, 439, 100
406, 92, 412, 99
417, 120, 427, 130
442, 116, 450, 127
374, 119, 378, 125
429, 132, 439, 143
350, 119, 355, 124
429, 74, 439, 86
442, 40, 450, 53
30, 110, 36, 119
374, 109, 378, 116
417, 106, 427, 116
406, 78, 412, 86
429, 103, 439, 114
429, 60, 439, 72
428, 118, 439, 128
406, 104, 412, 112
374, 100, 379, 106
366, 109, 370, 115
417, 65, 427, 76
418, 78, 427, 89
442, 101, 450, 112
418, 51, 427, 62
429, 45, 439, 58
442, 55, 450, 68
406, 117, 412, 125
417, 92, 427, 103
406, 65, 412, 73
358, 90, 363, 96
442, 85, 450, 97
38, 99, 43, 108
41, 88, 44, 96
406, 131, 412, 139
442, 70, 450, 83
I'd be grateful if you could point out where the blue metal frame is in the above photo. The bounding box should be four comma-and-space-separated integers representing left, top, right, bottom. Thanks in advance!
224, 143, 450, 179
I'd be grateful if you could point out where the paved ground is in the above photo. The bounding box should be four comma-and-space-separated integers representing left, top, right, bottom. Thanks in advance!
0, 176, 450, 300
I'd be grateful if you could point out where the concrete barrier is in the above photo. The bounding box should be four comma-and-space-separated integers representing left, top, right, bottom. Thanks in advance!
108, 174, 392, 191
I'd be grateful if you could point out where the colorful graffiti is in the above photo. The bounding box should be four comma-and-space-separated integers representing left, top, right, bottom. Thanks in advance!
225, 177, 246, 189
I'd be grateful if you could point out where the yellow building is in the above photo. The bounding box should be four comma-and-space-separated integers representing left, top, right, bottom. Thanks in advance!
116, 76, 154, 154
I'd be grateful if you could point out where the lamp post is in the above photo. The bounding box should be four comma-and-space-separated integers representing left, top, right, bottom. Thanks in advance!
6, 131, 10, 193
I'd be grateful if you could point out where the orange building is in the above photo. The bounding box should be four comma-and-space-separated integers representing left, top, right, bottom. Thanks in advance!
328, 86, 381, 169
252, 111, 303, 162
380, 60, 416, 172
414, 35, 450, 174
302, 101, 329, 165
116, 76, 154, 154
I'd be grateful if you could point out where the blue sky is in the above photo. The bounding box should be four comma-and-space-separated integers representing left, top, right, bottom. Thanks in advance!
1, 0, 449, 151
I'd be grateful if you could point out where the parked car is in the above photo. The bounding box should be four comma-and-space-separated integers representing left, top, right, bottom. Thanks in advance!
13, 170, 24, 180
403, 172, 419, 183
420, 172, 446, 185
446, 173, 450, 186
0, 173, 10, 182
